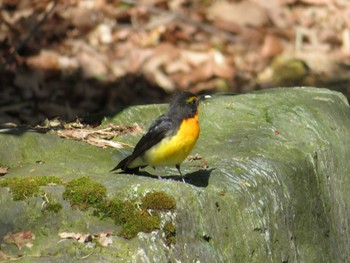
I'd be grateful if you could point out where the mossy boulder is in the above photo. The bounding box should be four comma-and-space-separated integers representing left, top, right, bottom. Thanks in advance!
0, 87, 349, 262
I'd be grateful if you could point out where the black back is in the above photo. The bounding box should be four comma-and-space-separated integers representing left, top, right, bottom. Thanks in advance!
115, 92, 199, 169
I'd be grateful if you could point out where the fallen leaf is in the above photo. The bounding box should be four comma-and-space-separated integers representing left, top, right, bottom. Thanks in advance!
0, 166, 9, 176
299, 0, 329, 5
260, 35, 284, 58
200, 160, 209, 169
94, 232, 113, 247
173, 49, 234, 88
26, 50, 60, 71
210, 49, 235, 79
138, 26, 166, 47
207, 0, 269, 28
69, 7, 102, 32
59, 231, 113, 246
57, 129, 89, 140
77, 51, 108, 78
174, 63, 213, 88
35, 118, 65, 130
143, 53, 176, 91
181, 50, 209, 67
188, 154, 202, 162
58, 232, 91, 243
86, 137, 124, 149
56, 123, 140, 148
0, 251, 17, 261
4, 231, 35, 250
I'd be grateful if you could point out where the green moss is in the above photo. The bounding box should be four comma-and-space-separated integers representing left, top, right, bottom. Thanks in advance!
163, 221, 176, 246
0, 176, 62, 201
119, 211, 160, 239
44, 201, 63, 213
62, 177, 106, 210
95, 199, 124, 221
0, 175, 177, 240
96, 199, 161, 239
32, 175, 62, 185
141, 191, 176, 211
95, 192, 177, 239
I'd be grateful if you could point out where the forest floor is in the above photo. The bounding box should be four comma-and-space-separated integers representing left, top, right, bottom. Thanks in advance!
1, 0, 350, 125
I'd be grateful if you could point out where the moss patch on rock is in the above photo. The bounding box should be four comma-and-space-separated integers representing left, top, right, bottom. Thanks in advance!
141, 191, 176, 211
119, 210, 161, 239
0, 175, 62, 201
0, 175, 177, 241
44, 201, 63, 213
96, 198, 160, 239
61, 177, 177, 240
163, 221, 176, 246
62, 176, 107, 210
95, 192, 176, 239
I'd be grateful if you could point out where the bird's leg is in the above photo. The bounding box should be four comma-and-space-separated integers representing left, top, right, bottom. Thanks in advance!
152, 166, 163, 180
175, 164, 182, 176
176, 164, 186, 183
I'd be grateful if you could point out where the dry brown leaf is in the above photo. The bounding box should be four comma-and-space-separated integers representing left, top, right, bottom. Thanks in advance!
63, 129, 88, 139
165, 59, 191, 74
210, 49, 235, 79
143, 53, 175, 91
96, 23, 113, 44
58, 231, 113, 246
173, 48, 234, 88
0, 251, 18, 261
95, 232, 113, 247
127, 48, 154, 74
36, 118, 65, 129
162, 22, 197, 42
212, 19, 242, 34
174, 63, 211, 88
69, 7, 102, 32
4, 231, 35, 250
250, 0, 293, 28
56, 124, 140, 148
299, 0, 329, 4
188, 154, 202, 162
86, 137, 123, 149
207, 0, 269, 28
181, 50, 209, 67
0, 166, 9, 176
77, 51, 108, 78
260, 35, 284, 58
26, 50, 60, 71
58, 232, 92, 243
139, 26, 167, 47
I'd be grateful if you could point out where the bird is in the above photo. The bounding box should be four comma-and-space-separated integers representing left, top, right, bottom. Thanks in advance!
111, 92, 201, 176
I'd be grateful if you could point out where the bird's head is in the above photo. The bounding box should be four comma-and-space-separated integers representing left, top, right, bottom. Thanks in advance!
168, 92, 200, 119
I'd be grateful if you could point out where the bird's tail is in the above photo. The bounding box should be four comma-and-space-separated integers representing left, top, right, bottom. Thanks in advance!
110, 155, 132, 172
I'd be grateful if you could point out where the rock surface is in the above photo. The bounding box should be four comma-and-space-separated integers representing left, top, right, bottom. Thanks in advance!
0, 87, 349, 262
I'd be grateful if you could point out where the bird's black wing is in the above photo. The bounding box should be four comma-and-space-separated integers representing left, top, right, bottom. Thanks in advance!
112, 114, 175, 171
131, 114, 174, 159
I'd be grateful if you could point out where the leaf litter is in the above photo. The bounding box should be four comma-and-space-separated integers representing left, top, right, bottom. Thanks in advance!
49, 119, 143, 149
58, 231, 113, 247
1, 0, 350, 126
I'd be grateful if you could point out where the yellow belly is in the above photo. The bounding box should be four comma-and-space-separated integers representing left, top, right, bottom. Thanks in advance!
129, 116, 200, 168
